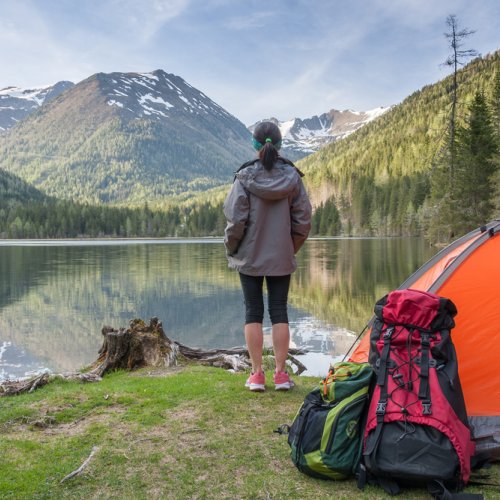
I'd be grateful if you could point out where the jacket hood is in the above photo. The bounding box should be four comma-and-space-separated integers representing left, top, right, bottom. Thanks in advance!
236, 161, 300, 200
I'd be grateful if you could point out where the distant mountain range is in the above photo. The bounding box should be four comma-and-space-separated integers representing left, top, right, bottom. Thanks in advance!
250, 107, 390, 161
0, 70, 388, 205
0, 78, 387, 157
0, 81, 74, 132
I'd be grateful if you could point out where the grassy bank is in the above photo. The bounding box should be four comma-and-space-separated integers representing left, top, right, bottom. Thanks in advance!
0, 366, 497, 499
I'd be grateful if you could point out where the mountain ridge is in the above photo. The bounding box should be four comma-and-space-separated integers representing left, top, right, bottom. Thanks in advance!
0, 70, 253, 204
0, 69, 390, 205
250, 107, 390, 160
0, 81, 74, 132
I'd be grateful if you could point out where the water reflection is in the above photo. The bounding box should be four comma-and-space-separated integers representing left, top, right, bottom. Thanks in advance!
0, 238, 435, 379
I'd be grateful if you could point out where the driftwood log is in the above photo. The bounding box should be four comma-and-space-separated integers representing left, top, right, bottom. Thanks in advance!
0, 317, 308, 396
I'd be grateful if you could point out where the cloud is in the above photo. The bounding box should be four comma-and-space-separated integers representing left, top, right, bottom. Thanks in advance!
0, 2, 75, 86
105, 0, 191, 41
1, 0, 498, 123
224, 11, 275, 30
0, 0, 193, 87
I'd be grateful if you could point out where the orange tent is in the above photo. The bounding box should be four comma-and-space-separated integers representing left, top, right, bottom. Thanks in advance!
350, 220, 500, 460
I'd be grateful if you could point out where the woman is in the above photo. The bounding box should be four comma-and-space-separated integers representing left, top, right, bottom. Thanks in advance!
223, 121, 312, 391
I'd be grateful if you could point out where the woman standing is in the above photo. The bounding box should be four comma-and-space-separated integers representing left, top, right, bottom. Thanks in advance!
223, 121, 312, 391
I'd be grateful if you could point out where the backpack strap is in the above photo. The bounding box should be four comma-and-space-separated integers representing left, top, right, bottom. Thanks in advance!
376, 325, 394, 387
233, 159, 259, 180
233, 157, 304, 181
427, 479, 484, 499
356, 461, 368, 489
364, 326, 393, 458
277, 156, 305, 177
357, 465, 401, 495
419, 331, 432, 415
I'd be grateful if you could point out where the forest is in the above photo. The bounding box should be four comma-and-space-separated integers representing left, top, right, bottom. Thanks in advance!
302, 51, 499, 241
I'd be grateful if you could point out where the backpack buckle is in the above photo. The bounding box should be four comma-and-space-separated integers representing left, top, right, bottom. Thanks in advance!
376, 400, 387, 415
383, 327, 394, 340
393, 373, 404, 387
422, 400, 432, 415
415, 358, 436, 367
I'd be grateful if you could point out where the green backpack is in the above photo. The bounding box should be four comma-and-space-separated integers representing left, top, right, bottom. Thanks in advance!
287, 362, 373, 480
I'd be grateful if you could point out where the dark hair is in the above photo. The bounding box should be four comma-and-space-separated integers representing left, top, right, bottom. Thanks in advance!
253, 121, 282, 171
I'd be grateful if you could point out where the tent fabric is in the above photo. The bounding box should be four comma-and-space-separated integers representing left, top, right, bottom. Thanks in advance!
349, 220, 500, 460
437, 235, 499, 416
407, 235, 482, 292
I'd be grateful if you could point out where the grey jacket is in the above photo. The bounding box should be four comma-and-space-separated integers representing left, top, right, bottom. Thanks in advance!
223, 159, 312, 276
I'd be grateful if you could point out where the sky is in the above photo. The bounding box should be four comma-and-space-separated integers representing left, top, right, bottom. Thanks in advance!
1, 0, 499, 125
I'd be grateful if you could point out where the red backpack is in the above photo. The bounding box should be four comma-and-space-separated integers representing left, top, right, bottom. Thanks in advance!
359, 289, 477, 498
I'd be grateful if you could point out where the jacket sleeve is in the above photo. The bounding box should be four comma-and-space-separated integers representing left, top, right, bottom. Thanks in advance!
223, 179, 249, 256
290, 178, 312, 253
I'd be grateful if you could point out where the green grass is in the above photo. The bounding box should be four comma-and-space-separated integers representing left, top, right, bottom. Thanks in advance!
0, 366, 497, 499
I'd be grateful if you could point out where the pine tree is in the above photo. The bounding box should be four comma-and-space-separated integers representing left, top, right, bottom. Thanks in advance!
311, 203, 322, 235
453, 92, 498, 231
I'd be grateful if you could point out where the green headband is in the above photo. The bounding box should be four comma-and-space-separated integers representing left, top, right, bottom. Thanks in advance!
252, 137, 282, 151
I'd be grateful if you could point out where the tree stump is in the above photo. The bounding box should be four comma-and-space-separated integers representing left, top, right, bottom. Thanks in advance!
90, 317, 176, 377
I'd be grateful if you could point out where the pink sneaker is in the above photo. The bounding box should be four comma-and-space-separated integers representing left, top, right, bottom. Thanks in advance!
273, 371, 295, 391
245, 371, 266, 392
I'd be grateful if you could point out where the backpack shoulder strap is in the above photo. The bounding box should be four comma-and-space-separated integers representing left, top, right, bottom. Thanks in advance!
277, 156, 305, 177
233, 159, 259, 182
235, 159, 258, 174
418, 330, 433, 415
233, 157, 305, 181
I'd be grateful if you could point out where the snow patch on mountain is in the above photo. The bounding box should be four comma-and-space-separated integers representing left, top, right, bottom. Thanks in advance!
0, 86, 46, 105
0, 81, 74, 132
250, 106, 391, 160
103, 70, 236, 123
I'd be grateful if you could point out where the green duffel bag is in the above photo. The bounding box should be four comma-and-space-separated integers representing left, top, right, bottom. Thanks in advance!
287, 362, 373, 480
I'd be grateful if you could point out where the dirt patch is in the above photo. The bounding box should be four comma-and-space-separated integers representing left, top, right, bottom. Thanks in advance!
128, 365, 187, 378
40, 405, 128, 436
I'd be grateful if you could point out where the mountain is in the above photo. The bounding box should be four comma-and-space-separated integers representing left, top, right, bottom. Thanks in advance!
0, 70, 388, 206
0, 81, 74, 132
0, 70, 253, 204
249, 107, 389, 161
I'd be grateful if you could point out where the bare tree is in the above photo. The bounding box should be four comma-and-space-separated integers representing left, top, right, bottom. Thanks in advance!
443, 14, 478, 178
427, 15, 479, 243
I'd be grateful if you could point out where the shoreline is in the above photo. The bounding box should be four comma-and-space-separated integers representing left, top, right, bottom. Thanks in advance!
0, 235, 421, 246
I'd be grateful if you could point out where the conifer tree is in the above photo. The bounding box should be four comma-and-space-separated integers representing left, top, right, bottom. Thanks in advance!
453, 91, 498, 231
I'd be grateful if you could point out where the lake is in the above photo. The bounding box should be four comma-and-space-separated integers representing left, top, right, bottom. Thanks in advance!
0, 238, 436, 380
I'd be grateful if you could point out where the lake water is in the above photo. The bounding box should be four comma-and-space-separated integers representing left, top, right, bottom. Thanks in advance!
0, 238, 436, 380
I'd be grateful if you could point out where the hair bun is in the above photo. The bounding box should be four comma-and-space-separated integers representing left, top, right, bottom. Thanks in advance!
253, 121, 282, 150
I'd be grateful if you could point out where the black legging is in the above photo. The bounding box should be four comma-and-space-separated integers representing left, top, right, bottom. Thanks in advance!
239, 273, 291, 325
